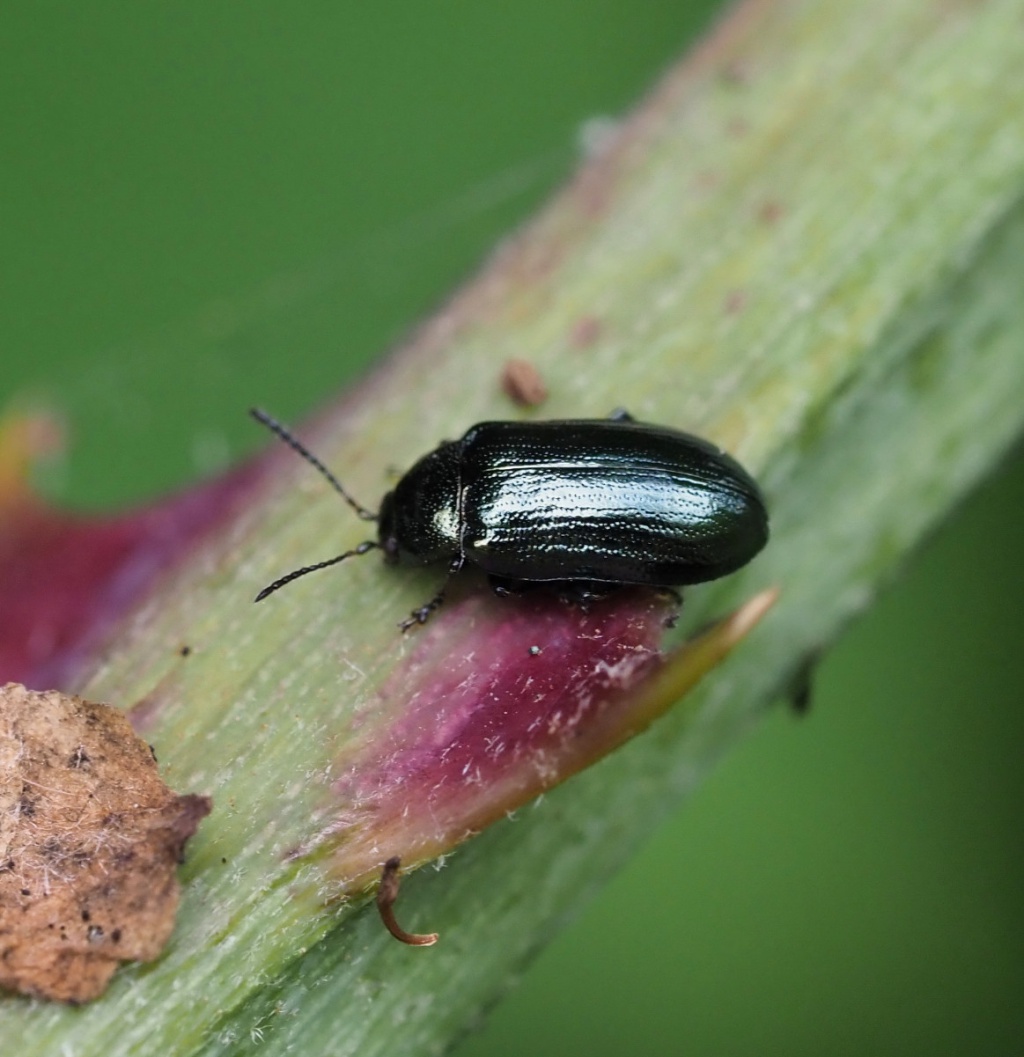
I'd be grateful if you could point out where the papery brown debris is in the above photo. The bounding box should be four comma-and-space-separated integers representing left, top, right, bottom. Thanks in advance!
0, 683, 210, 1003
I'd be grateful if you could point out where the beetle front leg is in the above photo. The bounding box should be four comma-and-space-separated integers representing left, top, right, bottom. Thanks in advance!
398, 555, 465, 632
398, 596, 446, 632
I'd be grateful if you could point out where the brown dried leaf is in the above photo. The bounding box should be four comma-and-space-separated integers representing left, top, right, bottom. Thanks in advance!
0, 683, 210, 1003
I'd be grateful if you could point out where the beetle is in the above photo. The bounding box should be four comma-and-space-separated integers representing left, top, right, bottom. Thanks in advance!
251, 408, 769, 630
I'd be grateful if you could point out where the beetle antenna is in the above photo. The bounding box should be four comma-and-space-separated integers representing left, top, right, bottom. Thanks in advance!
250, 407, 377, 521
254, 541, 379, 602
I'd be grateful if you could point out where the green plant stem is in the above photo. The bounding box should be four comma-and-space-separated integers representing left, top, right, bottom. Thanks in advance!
5, 0, 1024, 1053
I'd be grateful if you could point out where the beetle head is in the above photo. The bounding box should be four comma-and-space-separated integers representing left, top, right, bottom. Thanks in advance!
377, 491, 402, 564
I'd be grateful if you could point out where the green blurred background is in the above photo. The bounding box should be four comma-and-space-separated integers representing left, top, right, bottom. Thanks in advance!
3, 3, 1022, 1053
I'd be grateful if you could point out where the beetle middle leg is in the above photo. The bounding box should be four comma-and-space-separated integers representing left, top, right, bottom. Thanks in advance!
555, 580, 618, 612
489, 577, 619, 612
399, 555, 465, 632
487, 575, 535, 599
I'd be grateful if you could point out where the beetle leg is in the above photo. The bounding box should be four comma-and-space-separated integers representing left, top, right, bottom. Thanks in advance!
399, 555, 465, 632
651, 586, 683, 628
655, 587, 682, 628
399, 596, 446, 631
488, 575, 533, 598
656, 585, 682, 606
556, 580, 618, 611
